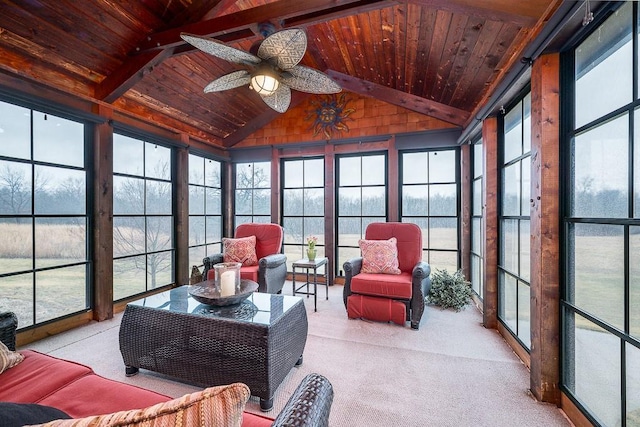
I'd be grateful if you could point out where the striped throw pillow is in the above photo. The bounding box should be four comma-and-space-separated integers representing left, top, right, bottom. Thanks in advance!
0, 341, 24, 374
32, 383, 250, 427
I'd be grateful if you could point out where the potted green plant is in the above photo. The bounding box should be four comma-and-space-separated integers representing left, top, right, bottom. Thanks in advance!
426, 268, 473, 311
306, 235, 318, 261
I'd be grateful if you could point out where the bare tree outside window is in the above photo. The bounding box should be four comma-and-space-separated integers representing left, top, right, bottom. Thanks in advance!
113, 136, 173, 300
188, 154, 222, 268
235, 162, 271, 225
0, 163, 31, 216
282, 158, 324, 271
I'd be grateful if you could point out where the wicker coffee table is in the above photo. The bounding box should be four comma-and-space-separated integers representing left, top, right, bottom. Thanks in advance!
119, 284, 308, 411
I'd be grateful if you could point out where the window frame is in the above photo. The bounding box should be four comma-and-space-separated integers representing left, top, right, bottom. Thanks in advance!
281, 156, 325, 272
112, 131, 175, 301
234, 161, 271, 226
399, 147, 460, 273
188, 153, 223, 269
335, 152, 388, 277
560, 3, 640, 425
497, 88, 532, 351
0, 100, 91, 330
471, 136, 484, 299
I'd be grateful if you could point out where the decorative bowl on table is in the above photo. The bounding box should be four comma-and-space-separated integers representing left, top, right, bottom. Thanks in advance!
188, 279, 258, 306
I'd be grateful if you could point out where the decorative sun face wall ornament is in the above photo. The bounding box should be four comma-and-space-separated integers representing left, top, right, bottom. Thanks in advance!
306, 93, 355, 139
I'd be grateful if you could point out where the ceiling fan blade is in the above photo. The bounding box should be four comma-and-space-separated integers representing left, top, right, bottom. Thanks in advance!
260, 85, 291, 113
204, 70, 251, 93
257, 29, 307, 70
282, 65, 342, 94
181, 33, 261, 65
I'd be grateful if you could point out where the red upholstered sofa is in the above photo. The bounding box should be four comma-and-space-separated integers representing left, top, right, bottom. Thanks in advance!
0, 312, 333, 427
343, 222, 431, 329
203, 223, 287, 295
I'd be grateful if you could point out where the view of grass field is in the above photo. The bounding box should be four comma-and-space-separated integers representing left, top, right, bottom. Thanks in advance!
573, 233, 640, 336
2, 220, 638, 342
0, 221, 173, 327
570, 322, 640, 427
497, 230, 640, 338
0, 258, 87, 328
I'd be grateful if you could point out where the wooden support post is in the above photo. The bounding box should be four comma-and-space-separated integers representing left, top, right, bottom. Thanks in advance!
324, 144, 335, 285
224, 160, 234, 237
174, 139, 189, 287
93, 106, 114, 321
460, 144, 471, 279
482, 117, 499, 329
388, 135, 399, 222
271, 147, 281, 224
529, 52, 561, 404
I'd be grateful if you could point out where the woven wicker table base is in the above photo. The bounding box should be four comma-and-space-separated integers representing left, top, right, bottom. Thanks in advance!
119, 285, 308, 411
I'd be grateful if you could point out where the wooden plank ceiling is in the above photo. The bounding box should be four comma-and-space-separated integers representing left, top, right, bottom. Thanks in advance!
0, 0, 558, 148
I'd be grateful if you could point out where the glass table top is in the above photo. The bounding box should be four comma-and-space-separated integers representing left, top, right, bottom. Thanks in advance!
128, 286, 303, 326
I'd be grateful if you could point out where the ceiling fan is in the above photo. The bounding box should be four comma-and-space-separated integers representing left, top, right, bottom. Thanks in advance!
180, 28, 341, 113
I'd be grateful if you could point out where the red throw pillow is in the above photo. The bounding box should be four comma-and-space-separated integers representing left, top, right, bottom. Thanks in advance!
222, 236, 258, 266
358, 237, 401, 274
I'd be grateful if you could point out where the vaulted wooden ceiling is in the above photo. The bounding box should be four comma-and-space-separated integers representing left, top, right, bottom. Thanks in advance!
0, 0, 560, 148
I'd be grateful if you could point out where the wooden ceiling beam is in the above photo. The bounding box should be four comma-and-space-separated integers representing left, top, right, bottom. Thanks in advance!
170, 28, 257, 57
223, 92, 311, 148
97, 0, 395, 103
134, 0, 396, 53
406, 0, 540, 26
201, 0, 253, 21
113, 96, 223, 145
281, 0, 398, 28
327, 70, 469, 126
96, 49, 174, 103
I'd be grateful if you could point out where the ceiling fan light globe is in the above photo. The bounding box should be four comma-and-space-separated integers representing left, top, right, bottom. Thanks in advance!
250, 74, 280, 96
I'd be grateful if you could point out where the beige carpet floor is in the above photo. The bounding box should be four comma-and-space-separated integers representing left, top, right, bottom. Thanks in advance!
23, 283, 572, 427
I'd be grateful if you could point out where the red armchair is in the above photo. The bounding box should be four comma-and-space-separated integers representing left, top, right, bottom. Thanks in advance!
203, 223, 287, 294
343, 222, 431, 329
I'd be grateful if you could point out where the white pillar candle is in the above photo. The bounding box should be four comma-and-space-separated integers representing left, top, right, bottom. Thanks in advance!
220, 270, 236, 297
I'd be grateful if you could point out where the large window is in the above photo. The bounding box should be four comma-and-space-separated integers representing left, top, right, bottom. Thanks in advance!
563, 3, 640, 426
113, 134, 173, 301
499, 92, 531, 349
0, 101, 88, 329
282, 158, 324, 270
336, 153, 386, 276
471, 138, 484, 298
188, 154, 222, 268
400, 149, 458, 272
235, 162, 271, 225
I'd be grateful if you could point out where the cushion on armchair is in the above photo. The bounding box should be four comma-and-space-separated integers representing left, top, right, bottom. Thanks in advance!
235, 223, 283, 260
209, 264, 259, 283
222, 236, 258, 266
350, 271, 413, 299
358, 237, 400, 274
365, 222, 422, 273
347, 294, 406, 326
239, 265, 259, 282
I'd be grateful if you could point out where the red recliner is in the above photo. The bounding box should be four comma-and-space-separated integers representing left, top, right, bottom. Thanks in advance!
203, 223, 287, 294
343, 222, 431, 329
